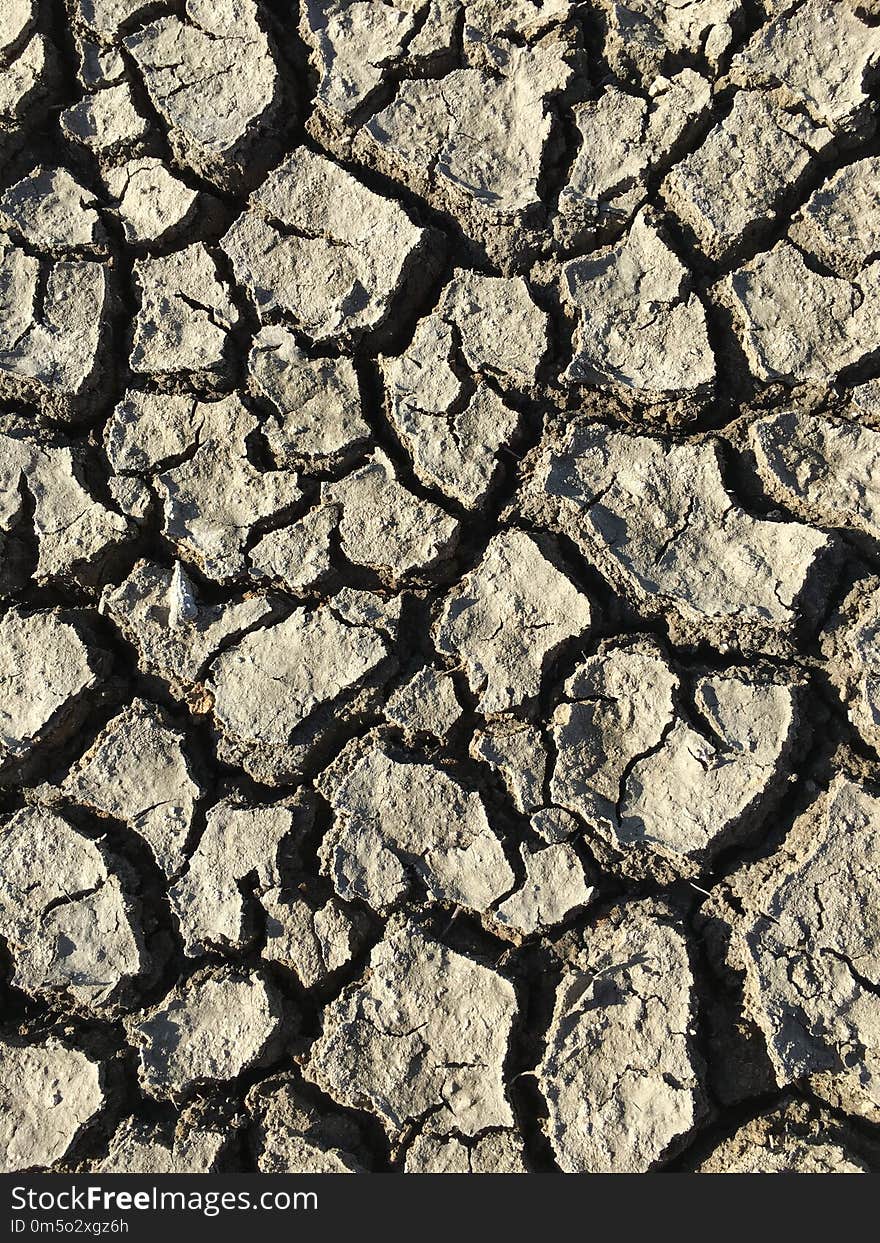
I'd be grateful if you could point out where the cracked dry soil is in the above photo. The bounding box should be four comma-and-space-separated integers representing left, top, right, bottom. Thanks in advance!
3, 0, 880, 1176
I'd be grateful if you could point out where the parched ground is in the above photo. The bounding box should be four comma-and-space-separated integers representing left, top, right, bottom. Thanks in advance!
2, 0, 880, 1175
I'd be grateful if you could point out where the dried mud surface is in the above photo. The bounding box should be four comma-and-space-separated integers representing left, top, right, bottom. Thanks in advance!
3, 0, 880, 1174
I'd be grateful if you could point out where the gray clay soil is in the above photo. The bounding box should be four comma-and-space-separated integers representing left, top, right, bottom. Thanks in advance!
2, 0, 880, 1174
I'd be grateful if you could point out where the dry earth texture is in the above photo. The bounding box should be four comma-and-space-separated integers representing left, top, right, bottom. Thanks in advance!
3, 0, 880, 1175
